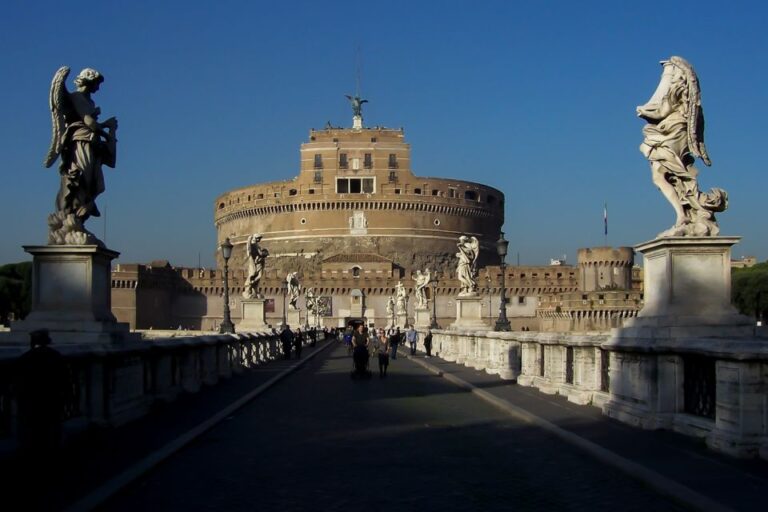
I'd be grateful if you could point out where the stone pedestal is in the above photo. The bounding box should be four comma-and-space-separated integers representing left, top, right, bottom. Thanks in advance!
603, 236, 757, 441
286, 308, 301, 329
5, 245, 135, 344
395, 312, 408, 328
414, 307, 431, 329
239, 299, 269, 332
450, 295, 487, 330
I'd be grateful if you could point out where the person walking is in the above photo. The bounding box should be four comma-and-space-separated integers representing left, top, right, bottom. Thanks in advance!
293, 328, 304, 359
14, 329, 69, 459
388, 327, 400, 360
280, 325, 294, 360
377, 329, 390, 377
424, 329, 433, 358
406, 325, 418, 355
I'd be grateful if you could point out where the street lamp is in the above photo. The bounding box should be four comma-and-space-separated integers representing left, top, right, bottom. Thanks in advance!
495, 232, 511, 331
281, 279, 288, 329
430, 273, 439, 328
219, 237, 235, 334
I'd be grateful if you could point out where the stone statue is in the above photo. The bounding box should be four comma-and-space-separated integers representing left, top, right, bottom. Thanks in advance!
412, 268, 431, 309
44, 66, 118, 245
304, 287, 318, 314
456, 236, 480, 296
345, 94, 368, 118
386, 295, 395, 318
395, 281, 408, 315
286, 272, 300, 310
637, 56, 728, 237
242, 234, 268, 299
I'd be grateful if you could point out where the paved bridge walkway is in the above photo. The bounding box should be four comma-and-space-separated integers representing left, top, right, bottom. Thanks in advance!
4, 340, 767, 511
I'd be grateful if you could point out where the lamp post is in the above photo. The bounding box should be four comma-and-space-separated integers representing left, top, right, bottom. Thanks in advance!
281, 279, 287, 329
430, 274, 439, 328
219, 237, 235, 334
494, 232, 511, 331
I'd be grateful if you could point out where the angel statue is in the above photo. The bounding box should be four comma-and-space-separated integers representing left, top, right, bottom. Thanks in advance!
385, 295, 395, 319
44, 67, 118, 245
242, 234, 269, 299
412, 268, 432, 309
395, 281, 408, 315
286, 272, 301, 310
304, 288, 318, 314
345, 94, 368, 118
637, 56, 728, 237
456, 236, 480, 296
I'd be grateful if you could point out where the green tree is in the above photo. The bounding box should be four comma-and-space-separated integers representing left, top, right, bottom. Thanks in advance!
0, 261, 32, 325
732, 262, 768, 323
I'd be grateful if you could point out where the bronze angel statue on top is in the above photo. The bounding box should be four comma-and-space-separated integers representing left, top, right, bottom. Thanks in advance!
44, 66, 118, 245
637, 56, 727, 237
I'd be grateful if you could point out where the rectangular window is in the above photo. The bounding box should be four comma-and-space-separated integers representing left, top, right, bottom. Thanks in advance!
362, 178, 374, 193
350, 178, 361, 193
339, 153, 348, 169
518, 296, 525, 305
313, 171, 322, 184
364, 153, 373, 169
337, 179, 349, 194
448, 188, 457, 198
388, 171, 397, 183
336, 177, 375, 194
314, 154, 323, 169
388, 154, 397, 169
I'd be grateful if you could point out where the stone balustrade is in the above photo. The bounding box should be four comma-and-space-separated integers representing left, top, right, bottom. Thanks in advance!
0, 330, 321, 447
430, 328, 768, 460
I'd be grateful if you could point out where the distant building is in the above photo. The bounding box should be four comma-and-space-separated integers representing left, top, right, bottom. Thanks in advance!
731, 256, 757, 269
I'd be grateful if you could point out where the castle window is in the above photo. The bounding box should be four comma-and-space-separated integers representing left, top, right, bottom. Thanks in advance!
314, 154, 323, 169
434, 219, 441, 226
388, 171, 397, 183
308, 189, 315, 194
414, 188, 422, 195
388, 154, 398, 169
518, 296, 526, 305
350, 179, 361, 193
339, 153, 348, 169
336, 177, 376, 195
337, 179, 349, 194
218, 202, 225, 210
314, 171, 323, 184
364, 153, 372, 169
432, 189, 440, 196
300, 218, 307, 225
394, 189, 401, 194
448, 188, 457, 198
332, 138, 339, 142
289, 189, 297, 196
362, 178, 374, 193
371, 137, 377, 143
257, 193, 264, 199
464, 190, 477, 201
352, 266, 361, 278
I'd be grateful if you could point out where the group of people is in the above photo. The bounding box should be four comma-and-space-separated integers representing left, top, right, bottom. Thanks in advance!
342, 324, 434, 378
277, 326, 318, 360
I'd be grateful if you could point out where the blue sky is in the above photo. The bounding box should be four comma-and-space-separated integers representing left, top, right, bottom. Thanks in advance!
1, 1, 766, 267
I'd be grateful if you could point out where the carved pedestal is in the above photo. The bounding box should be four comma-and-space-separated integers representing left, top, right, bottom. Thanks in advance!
450, 295, 487, 330
5, 245, 136, 344
603, 236, 758, 453
414, 307, 431, 329
239, 299, 269, 332
395, 312, 408, 329
286, 308, 301, 329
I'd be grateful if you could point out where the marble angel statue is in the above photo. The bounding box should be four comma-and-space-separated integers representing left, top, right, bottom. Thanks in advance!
304, 287, 318, 314
242, 234, 268, 299
395, 281, 408, 315
456, 236, 480, 296
44, 67, 118, 245
637, 56, 727, 237
412, 268, 431, 309
286, 272, 301, 310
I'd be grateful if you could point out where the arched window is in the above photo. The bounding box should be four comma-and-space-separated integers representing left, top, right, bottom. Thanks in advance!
352, 266, 361, 278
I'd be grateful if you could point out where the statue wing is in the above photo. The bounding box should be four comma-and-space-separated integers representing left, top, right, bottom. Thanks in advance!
671, 56, 711, 166
44, 66, 71, 168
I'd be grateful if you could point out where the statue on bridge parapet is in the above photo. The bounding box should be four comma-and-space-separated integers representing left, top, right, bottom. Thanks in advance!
637, 56, 728, 237
395, 281, 408, 315
44, 66, 118, 246
456, 236, 479, 296
412, 268, 432, 309
286, 272, 300, 310
242, 234, 268, 299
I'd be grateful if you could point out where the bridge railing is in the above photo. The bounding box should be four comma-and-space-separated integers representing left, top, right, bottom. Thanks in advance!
0, 330, 323, 447
429, 328, 768, 460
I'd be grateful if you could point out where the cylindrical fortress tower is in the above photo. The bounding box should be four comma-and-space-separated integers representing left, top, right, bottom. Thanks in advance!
577, 247, 634, 291
214, 123, 505, 275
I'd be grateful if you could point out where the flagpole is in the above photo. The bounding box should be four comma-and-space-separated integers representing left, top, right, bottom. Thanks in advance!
603, 202, 608, 247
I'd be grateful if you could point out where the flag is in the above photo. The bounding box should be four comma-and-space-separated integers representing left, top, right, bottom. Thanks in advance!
603, 203, 608, 236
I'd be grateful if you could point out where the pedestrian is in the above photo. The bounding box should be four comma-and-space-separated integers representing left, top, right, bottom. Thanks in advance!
351, 323, 369, 373
343, 327, 353, 356
388, 327, 400, 360
377, 329, 390, 377
424, 329, 433, 358
406, 325, 418, 355
369, 327, 379, 359
14, 329, 69, 459
309, 328, 317, 347
280, 325, 294, 360
294, 328, 304, 359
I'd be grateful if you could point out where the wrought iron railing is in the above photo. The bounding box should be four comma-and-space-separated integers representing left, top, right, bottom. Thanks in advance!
683, 355, 716, 419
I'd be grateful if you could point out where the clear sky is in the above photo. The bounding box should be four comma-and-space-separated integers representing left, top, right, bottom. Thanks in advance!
1, 0, 766, 268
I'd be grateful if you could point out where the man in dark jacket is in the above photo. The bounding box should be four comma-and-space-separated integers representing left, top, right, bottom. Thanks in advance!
388, 327, 401, 360
280, 326, 294, 360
